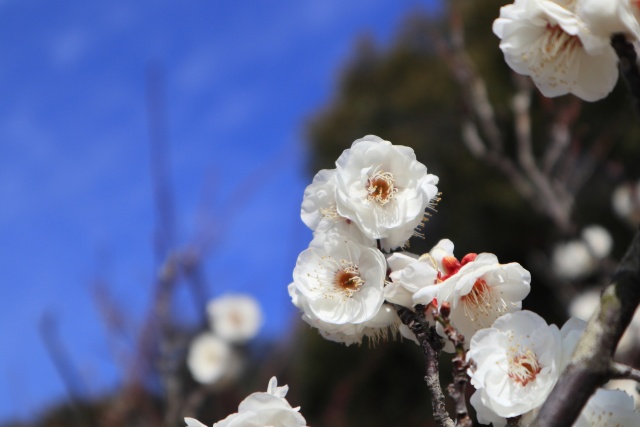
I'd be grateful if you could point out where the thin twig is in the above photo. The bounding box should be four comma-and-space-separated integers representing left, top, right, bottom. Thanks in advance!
395, 305, 454, 427
432, 302, 472, 427
611, 362, 640, 383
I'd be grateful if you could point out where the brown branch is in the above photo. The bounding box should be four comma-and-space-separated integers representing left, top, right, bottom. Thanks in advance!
611, 362, 640, 382
612, 34, 640, 116
532, 229, 640, 426
433, 303, 472, 427
395, 305, 454, 427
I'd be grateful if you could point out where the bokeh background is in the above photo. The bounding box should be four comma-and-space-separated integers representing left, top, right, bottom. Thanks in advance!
2, 0, 640, 426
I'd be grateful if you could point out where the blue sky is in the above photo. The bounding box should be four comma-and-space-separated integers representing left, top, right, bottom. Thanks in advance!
0, 0, 436, 421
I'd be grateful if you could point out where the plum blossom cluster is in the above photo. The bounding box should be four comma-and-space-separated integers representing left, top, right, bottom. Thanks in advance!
185, 377, 308, 427
290, 135, 532, 351
494, 0, 640, 101
187, 294, 263, 386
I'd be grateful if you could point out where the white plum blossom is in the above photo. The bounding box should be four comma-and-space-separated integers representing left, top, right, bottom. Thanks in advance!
292, 228, 386, 325
207, 294, 263, 344
186, 377, 307, 427
413, 251, 531, 350
187, 333, 236, 385
576, 0, 640, 40
301, 168, 339, 231
574, 388, 640, 427
605, 379, 640, 407
493, 0, 619, 101
290, 281, 404, 346
385, 239, 454, 308
468, 311, 586, 421
551, 240, 594, 280
581, 225, 613, 259
334, 135, 439, 250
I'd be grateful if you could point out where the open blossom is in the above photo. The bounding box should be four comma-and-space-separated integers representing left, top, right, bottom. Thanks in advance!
576, 0, 640, 40
493, 0, 618, 101
292, 228, 386, 325
187, 333, 236, 385
207, 294, 263, 344
468, 311, 586, 421
385, 239, 453, 308
185, 377, 307, 427
574, 388, 640, 426
300, 169, 369, 243
413, 251, 531, 350
334, 135, 439, 250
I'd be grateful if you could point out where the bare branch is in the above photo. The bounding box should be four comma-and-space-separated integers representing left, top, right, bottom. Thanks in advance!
611, 362, 640, 383
395, 305, 455, 427
533, 230, 640, 426
433, 303, 472, 427
612, 34, 640, 116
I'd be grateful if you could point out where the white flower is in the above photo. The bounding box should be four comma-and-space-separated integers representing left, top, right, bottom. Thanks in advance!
605, 379, 640, 407
551, 240, 594, 280
413, 252, 531, 350
185, 377, 308, 427
574, 388, 640, 427
385, 240, 451, 308
290, 281, 403, 346
301, 168, 339, 231
334, 135, 439, 250
207, 294, 263, 344
576, 0, 640, 40
581, 225, 613, 259
467, 311, 562, 418
292, 228, 386, 324
187, 333, 235, 385
467, 311, 586, 420
493, 0, 618, 101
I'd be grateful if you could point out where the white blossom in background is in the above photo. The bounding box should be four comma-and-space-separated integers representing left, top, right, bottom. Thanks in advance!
413, 252, 531, 350
551, 240, 594, 280
467, 311, 586, 421
185, 377, 308, 427
576, 0, 640, 40
292, 228, 386, 325
493, 0, 619, 101
207, 294, 263, 344
334, 135, 439, 250
581, 224, 613, 259
612, 181, 640, 226
574, 388, 640, 426
187, 333, 237, 385
570, 288, 640, 355
385, 239, 454, 308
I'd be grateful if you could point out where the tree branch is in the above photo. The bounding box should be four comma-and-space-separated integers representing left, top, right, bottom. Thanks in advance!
395, 305, 455, 427
532, 229, 640, 426
433, 303, 472, 427
612, 34, 640, 116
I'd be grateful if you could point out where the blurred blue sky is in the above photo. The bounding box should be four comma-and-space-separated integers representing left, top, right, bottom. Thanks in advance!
0, 0, 436, 421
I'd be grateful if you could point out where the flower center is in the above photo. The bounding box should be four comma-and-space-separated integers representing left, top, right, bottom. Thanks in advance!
508, 349, 541, 387
333, 260, 365, 297
541, 24, 582, 62
460, 278, 509, 327
367, 170, 397, 205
